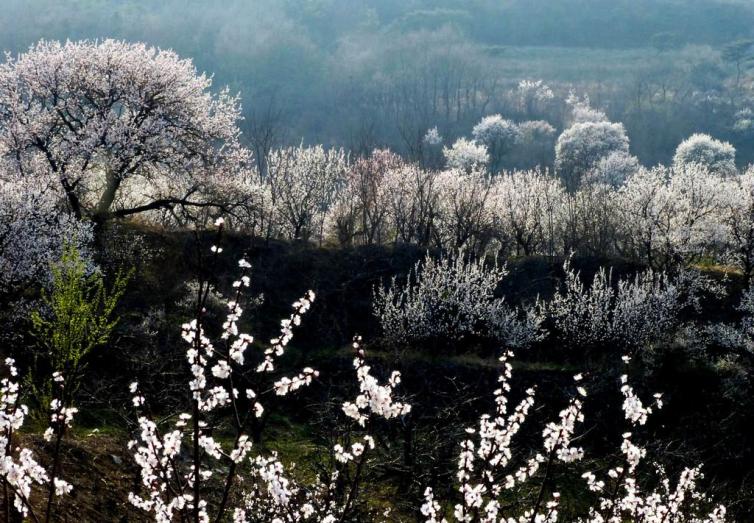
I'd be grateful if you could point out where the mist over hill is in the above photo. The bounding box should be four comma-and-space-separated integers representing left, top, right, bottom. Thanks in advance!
2, 0, 753, 165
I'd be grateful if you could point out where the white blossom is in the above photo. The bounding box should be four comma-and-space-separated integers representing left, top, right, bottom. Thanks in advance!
555, 121, 629, 191
0, 39, 250, 224
673, 134, 737, 177
443, 138, 489, 171
424, 127, 443, 146
374, 249, 543, 348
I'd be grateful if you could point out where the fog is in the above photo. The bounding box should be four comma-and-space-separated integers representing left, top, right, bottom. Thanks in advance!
2, 0, 754, 165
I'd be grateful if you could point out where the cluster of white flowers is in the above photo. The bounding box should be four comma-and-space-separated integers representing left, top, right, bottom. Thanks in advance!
566, 93, 609, 125
673, 134, 737, 177
234, 336, 410, 522
578, 357, 726, 523
1, 359, 75, 519
0, 174, 93, 294
128, 240, 320, 522
257, 289, 315, 373
273, 367, 318, 396
373, 249, 543, 349
127, 241, 418, 522
517, 120, 557, 151
421, 353, 726, 522
472, 115, 520, 170
342, 337, 411, 426
424, 127, 444, 146
547, 258, 690, 350
0, 39, 250, 224
586, 150, 640, 187
432, 350, 586, 522
443, 138, 491, 171
518, 80, 555, 115
555, 121, 630, 191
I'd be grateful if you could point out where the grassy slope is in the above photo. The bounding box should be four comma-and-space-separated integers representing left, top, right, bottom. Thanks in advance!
4, 225, 753, 519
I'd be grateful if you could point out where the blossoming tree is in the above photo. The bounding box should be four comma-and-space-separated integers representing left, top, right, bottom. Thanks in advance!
555, 122, 630, 192
673, 134, 737, 177
0, 40, 250, 226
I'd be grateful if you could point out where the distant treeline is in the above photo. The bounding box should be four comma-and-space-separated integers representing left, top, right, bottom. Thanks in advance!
1, 0, 754, 165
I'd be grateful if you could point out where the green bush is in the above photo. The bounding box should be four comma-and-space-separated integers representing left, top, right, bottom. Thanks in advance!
30, 243, 130, 403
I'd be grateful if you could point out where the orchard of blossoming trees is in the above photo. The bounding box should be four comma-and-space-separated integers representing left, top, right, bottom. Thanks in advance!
2, 39, 754, 521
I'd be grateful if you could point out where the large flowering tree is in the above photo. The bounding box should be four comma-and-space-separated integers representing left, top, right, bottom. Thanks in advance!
443, 138, 490, 171
266, 145, 348, 243
471, 115, 520, 172
0, 39, 250, 226
555, 122, 629, 192
615, 165, 727, 270
673, 134, 737, 177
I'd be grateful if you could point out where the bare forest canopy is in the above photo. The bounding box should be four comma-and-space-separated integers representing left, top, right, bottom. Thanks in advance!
2, 0, 754, 166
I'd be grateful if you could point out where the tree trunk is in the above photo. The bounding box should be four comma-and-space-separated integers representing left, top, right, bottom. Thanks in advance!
94, 170, 121, 221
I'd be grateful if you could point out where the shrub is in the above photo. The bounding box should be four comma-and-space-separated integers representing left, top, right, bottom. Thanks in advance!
373, 250, 543, 349
30, 243, 129, 402
548, 259, 689, 351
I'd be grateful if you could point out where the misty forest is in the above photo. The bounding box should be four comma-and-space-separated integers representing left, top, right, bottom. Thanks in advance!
4, 1, 754, 521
